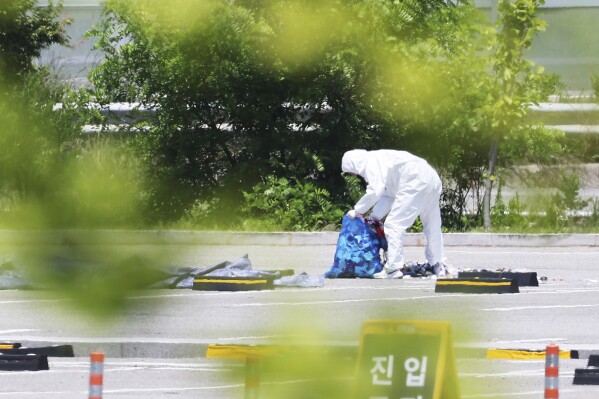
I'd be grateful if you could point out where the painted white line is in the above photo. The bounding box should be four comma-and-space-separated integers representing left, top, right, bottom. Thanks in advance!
462, 390, 542, 398
462, 388, 588, 399
227, 294, 470, 307
0, 299, 65, 305
208, 334, 309, 341
129, 285, 429, 300
130, 292, 203, 300
0, 384, 244, 396
0, 329, 36, 334
102, 366, 222, 372
482, 303, 599, 311
103, 384, 244, 393
523, 288, 599, 294
446, 250, 599, 255
460, 369, 545, 377
488, 338, 568, 344
106, 360, 235, 368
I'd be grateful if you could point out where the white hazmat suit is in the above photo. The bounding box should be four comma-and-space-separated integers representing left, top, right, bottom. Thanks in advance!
341, 149, 444, 274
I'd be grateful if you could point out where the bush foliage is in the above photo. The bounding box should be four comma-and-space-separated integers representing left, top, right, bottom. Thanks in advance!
6, 0, 592, 232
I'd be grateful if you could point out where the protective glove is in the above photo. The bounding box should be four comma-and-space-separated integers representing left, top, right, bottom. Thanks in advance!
346, 209, 360, 219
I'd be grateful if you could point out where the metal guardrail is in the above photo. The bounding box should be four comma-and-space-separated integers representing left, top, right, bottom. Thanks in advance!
55, 102, 599, 135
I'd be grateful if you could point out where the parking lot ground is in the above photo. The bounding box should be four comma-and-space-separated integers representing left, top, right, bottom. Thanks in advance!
1, 238, 599, 397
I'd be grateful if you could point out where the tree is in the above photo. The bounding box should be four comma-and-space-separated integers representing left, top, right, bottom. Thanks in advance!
0, 0, 73, 205
0, 0, 70, 78
479, 0, 559, 230
88, 0, 478, 225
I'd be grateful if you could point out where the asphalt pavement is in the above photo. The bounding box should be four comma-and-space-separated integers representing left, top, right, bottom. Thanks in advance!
1, 231, 599, 398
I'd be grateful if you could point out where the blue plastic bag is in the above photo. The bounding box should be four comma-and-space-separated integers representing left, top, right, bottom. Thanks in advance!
324, 216, 386, 278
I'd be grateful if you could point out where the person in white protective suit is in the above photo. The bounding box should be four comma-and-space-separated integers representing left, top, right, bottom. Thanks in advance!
341, 149, 446, 279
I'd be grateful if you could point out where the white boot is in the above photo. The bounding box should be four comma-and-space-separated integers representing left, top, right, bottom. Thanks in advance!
373, 266, 404, 279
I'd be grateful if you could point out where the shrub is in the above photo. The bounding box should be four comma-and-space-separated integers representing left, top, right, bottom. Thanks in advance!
241, 175, 343, 231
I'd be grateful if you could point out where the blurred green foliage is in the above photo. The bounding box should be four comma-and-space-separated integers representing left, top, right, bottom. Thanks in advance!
0, 76, 144, 230
0, 0, 170, 317
0, 76, 168, 314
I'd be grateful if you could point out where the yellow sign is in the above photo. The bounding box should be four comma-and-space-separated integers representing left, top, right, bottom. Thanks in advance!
354, 320, 460, 399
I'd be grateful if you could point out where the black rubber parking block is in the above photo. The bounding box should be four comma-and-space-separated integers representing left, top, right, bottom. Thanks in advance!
193, 276, 275, 291
0, 354, 49, 371
458, 271, 538, 287
573, 368, 599, 385
0, 345, 74, 357
588, 354, 599, 367
435, 277, 519, 294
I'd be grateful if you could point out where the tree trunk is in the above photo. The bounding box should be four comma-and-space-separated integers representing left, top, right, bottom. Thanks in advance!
483, 138, 499, 231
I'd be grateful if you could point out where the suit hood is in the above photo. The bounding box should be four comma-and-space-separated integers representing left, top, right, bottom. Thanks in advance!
341, 149, 369, 179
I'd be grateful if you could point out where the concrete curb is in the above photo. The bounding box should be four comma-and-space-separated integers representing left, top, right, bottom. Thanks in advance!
16, 340, 209, 359
1, 230, 599, 247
